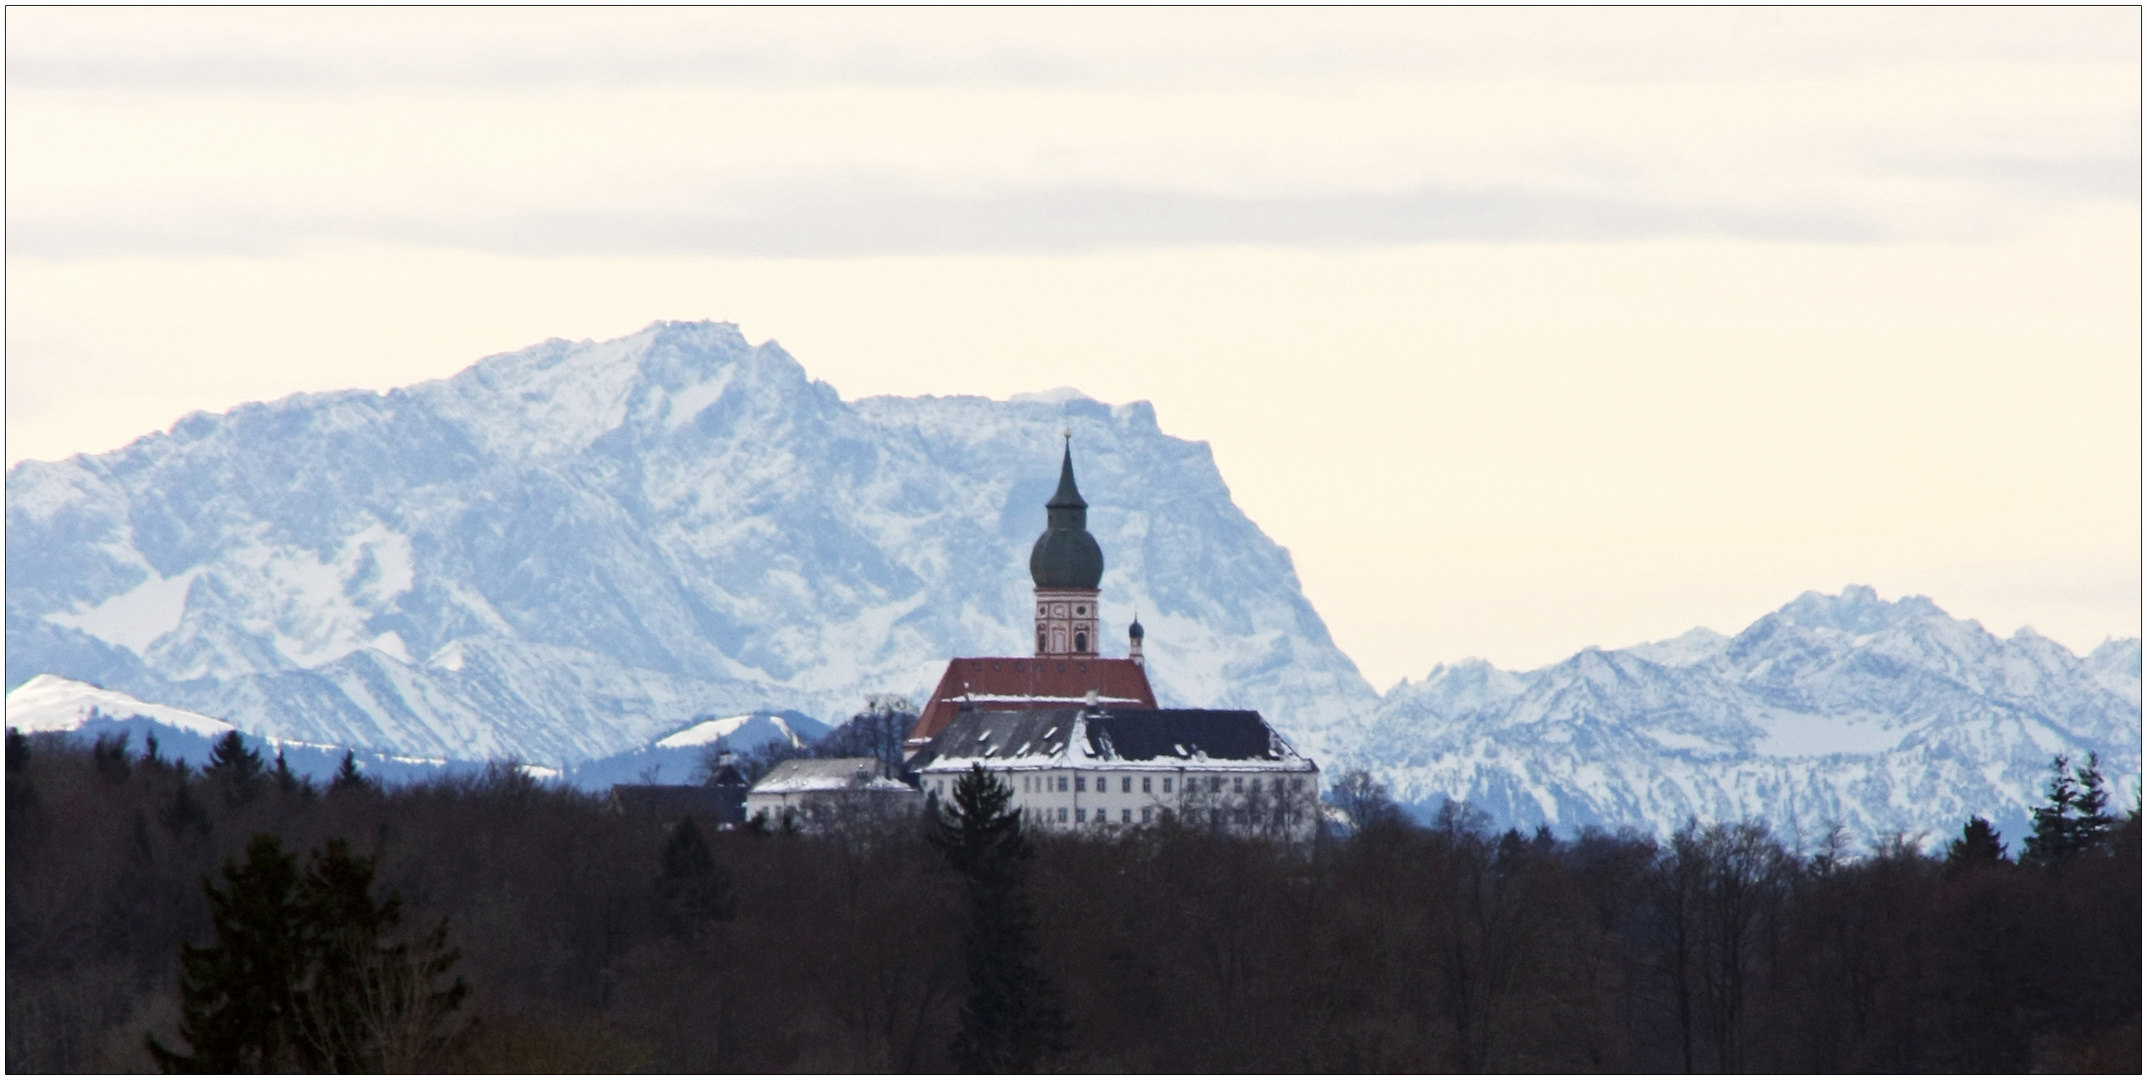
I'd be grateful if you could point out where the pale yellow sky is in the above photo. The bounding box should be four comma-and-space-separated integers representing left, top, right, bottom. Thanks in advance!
6, 7, 2140, 687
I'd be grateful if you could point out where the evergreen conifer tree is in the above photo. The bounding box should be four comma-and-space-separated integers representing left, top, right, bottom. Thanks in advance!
2025, 753, 2118, 865
329, 750, 370, 795
204, 731, 266, 805
295, 839, 470, 1071
272, 750, 306, 797
928, 764, 1067, 1072
1944, 816, 2007, 869
150, 834, 310, 1072
149, 834, 468, 1072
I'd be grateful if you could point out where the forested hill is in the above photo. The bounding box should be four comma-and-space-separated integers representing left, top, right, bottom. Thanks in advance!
7, 732, 2138, 1072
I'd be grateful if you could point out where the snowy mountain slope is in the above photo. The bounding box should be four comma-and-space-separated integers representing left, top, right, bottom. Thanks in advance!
7, 320, 1377, 764
5, 673, 233, 737
564, 710, 831, 791
1, 675, 486, 786
1354, 586, 2141, 845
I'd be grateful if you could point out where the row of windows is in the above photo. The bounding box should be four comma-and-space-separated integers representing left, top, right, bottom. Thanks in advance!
1027, 806, 1309, 828
934, 772, 1312, 799
1018, 773, 1308, 794
1038, 628, 1093, 653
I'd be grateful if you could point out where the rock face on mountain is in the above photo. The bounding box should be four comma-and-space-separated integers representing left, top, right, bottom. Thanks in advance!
7, 321, 1377, 764
1357, 586, 2141, 845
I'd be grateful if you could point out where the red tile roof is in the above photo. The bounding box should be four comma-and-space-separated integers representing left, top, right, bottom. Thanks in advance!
907, 657, 1157, 745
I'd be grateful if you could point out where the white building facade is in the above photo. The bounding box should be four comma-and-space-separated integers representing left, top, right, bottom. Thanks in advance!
910, 706, 1320, 843
744, 757, 925, 831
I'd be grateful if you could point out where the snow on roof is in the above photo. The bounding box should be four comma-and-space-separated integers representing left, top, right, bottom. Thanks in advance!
4, 674, 235, 738
910, 708, 1316, 773
750, 757, 912, 794
910, 657, 1157, 744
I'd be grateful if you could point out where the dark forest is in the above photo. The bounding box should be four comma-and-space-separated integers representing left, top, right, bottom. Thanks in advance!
7, 729, 2137, 1073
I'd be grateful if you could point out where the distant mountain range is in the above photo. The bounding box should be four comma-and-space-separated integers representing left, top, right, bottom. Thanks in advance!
7, 320, 2137, 842
1359, 586, 2138, 845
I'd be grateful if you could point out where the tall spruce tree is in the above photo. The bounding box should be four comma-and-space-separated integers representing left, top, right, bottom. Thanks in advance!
1945, 816, 2008, 869
2025, 753, 2118, 865
296, 839, 469, 1071
928, 764, 1067, 1073
150, 834, 310, 1072
204, 731, 266, 806
149, 834, 468, 1072
328, 750, 371, 795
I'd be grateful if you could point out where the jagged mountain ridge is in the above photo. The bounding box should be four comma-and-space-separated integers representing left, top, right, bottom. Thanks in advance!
1359, 586, 2141, 844
6, 321, 1378, 763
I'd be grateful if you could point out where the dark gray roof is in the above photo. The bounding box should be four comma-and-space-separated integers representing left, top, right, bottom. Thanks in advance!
909, 707, 1307, 770
1085, 709, 1282, 762
609, 785, 744, 822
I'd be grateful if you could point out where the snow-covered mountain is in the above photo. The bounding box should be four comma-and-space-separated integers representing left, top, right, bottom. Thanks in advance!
7, 320, 1375, 765
1355, 586, 2141, 846
2, 674, 481, 787
8, 320, 2135, 844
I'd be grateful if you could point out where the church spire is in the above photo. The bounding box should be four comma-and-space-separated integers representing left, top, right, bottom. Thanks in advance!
1030, 436, 1102, 590
1030, 434, 1103, 656
1047, 434, 1087, 512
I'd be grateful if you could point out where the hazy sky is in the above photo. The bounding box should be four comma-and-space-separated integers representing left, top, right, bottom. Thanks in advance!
7, 7, 2140, 688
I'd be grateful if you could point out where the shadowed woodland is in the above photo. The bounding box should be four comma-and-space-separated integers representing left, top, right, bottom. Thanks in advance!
7, 728, 2138, 1073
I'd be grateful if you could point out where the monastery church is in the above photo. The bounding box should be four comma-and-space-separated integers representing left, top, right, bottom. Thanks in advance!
904, 439, 1320, 841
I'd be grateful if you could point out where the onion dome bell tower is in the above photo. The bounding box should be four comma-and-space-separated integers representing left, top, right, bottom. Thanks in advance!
1031, 436, 1104, 657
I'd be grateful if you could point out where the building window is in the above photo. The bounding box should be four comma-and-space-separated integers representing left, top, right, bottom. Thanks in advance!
1142, 807, 1153, 823
1162, 777, 1172, 793
1058, 776, 1069, 792
1075, 776, 1086, 793
1211, 777, 1222, 792
1121, 808, 1132, 824
1292, 778, 1304, 790
1074, 631, 1087, 652
1141, 776, 1152, 793
1037, 631, 1046, 652
1121, 776, 1132, 793
1234, 777, 1245, 793
1076, 808, 1086, 823
1058, 807, 1068, 823
1076, 605, 1086, 615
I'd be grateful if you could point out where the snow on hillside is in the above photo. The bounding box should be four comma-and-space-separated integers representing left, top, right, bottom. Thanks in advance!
5, 673, 233, 736
6, 320, 1376, 765
1352, 586, 2141, 846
